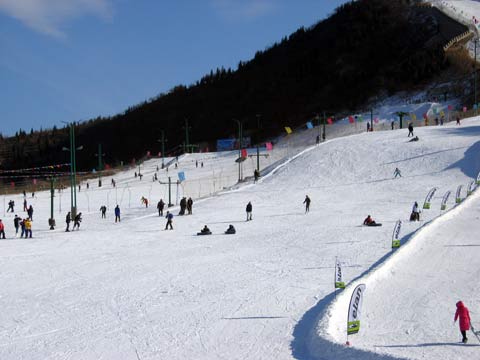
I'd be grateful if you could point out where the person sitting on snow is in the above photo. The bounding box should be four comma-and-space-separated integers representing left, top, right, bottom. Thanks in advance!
200, 225, 211, 234
225, 225, 236, 234
363, 215, 377, 226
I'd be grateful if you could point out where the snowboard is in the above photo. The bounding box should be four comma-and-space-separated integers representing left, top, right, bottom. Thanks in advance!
197, 231, 212, 236
364, 223, 382, 227
471, 324, 480, 343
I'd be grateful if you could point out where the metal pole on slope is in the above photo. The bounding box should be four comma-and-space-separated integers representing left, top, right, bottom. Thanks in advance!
475, 38, 478, 114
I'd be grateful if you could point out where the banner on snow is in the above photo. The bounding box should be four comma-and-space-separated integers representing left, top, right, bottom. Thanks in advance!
306, 122, 313, 129
392, 220, 402, 249
441, 191, 451, 210
456, 185, 463, 204
467, 181, 476, 196
476, 171, 480, 185
423, 187, 437, 209
347, 284, 366, 335
335, 259, 345, 289
285, 126, 293, 134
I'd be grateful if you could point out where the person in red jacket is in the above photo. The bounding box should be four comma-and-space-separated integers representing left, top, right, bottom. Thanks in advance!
0, 219, 5, 239
454, 301, 471, 343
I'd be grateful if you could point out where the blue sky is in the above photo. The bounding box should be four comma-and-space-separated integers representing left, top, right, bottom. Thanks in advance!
0, 0, 348, 136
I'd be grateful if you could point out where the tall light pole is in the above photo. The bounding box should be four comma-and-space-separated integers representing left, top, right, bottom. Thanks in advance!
95, 143, 105, 187
183, 118, 192, 153
475, 38, 478, 113
62, 122, 83, 219
322, 111, 326, 141
233, 119, 244, 182
48, 176, 56, 230
157, 130, 167, 169
95, 143, 105, 171
255, 114, 261, 172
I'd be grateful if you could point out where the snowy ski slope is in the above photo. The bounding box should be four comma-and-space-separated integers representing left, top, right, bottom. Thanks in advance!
0, 117, 479, 359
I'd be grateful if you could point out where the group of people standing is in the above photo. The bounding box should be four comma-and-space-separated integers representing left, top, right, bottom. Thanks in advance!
0, 215, 33, 239
179, 197, 193, 215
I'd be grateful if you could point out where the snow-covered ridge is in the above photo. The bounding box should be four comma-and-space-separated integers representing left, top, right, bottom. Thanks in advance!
0, 114, 479, 359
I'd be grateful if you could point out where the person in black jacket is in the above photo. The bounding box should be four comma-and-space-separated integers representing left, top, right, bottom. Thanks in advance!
408, 123, 414, 137
65, 212, 71, 232
73, 212, 82, 230
246, 201, 253, 221
14, 215, 20, 236
187, 197, 193, 215
303, 195, 311, 213
157, 199, 165, 216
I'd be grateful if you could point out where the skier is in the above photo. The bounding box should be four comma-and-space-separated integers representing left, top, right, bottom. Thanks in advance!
66, 212, 71, 232
165, 211, 174, 230
225, 224, 236, 234
391, 121, 394, 130
196, 160, 198, 168
100, 205, 107, 218
303, 195, 311, 213
456, 116, 461, 125
27, 205, 33, 220
316, 134, 320, 145
157, 199, 165, 216
73, 213, 82, 230
410, 202, 420, 221
454, 301, 471, 343
24, 218, 32, 238
367, 122, 370, 132
0, 219, 5, 239
7, 200, 14, 213
23, 199, 28, 211
408, 123, 414, 137
14, 215, 20, 236
246, 201, 253, 221
187, 197, 193, 215
393, 167, 402, 178
115, 205, 121, 223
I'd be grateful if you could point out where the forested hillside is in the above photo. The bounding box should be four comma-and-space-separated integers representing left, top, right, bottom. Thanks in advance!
1, 0, 462, 171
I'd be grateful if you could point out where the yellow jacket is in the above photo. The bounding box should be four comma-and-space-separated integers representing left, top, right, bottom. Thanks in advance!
24, 219, 32, 230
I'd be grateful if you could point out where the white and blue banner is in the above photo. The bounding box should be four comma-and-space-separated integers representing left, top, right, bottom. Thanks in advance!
392, 220, 402, 248
347, 284, 366, 335
467, 181, 476, 196
441, 191, 451, 211
476, 171, 480, 185
456, 185, 463, 204
335, 259, 345, 289
423, 187, 437, 209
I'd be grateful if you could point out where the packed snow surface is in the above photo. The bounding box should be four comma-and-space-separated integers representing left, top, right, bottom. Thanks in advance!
0, 117, 479, 359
